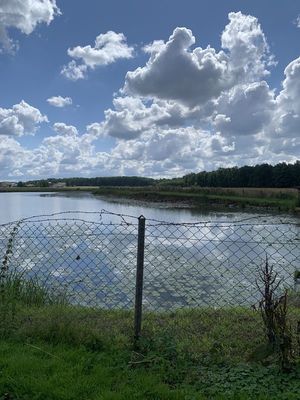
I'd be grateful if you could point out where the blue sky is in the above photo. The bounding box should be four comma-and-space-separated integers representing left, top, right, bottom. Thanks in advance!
0, 0, 299, 180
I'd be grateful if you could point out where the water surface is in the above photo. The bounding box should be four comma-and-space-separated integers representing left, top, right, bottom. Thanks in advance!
0, 192, 299, 310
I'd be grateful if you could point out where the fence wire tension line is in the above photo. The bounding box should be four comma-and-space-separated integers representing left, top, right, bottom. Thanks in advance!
0, 210, 299, 343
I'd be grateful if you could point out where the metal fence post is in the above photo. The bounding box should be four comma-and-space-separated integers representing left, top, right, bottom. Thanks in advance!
134, 215, 146, 345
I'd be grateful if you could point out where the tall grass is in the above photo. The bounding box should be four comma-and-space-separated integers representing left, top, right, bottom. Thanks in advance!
1, 271, 66, 307
0, 271, 68, 341
0, 220, 68, 338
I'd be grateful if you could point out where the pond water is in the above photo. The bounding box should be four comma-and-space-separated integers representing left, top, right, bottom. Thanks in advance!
0, 192, 299, 310
0, 190, 277, 224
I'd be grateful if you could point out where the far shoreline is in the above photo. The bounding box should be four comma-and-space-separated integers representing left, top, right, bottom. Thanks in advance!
0, 186, 299, 215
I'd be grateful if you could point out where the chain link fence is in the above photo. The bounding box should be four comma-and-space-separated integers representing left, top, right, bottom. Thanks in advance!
0, 210, 299, 341
144, 218, 299, 310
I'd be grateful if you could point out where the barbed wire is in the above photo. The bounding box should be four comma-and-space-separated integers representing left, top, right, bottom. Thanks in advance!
0, 209, 298, 228
0, 210, 298, 313
0, 209, 139, 228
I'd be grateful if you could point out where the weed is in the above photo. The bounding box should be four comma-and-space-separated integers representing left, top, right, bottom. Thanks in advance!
256, 257, 296, 371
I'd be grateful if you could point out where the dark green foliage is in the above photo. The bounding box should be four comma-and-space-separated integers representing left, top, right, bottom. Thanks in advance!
294, 271, 300, 281
26, 176, 155, 187
160, 161, 300, 188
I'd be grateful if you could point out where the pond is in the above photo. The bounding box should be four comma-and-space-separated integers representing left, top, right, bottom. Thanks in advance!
0, 192, 299, 310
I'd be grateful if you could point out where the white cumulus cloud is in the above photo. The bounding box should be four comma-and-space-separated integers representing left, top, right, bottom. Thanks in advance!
93, 12, 297, 176
47, 96, 73, 108
102, 96, 192, 139
0, 101, 48, 136
124, 27, 229, 107
53, 122, 78, 136
1, 12, 299, 180
267, 57, 300, 158
0, 0, 60, 52
221, 11, 274, 81
60, 61, 88, 81
61, 31, 134, 80
124, 12, 273, 107
213, 81, 275, 136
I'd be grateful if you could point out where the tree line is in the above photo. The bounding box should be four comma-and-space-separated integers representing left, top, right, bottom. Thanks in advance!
165, 161, 300, 188
18, 161, 300, 189
22, 176, 155, 187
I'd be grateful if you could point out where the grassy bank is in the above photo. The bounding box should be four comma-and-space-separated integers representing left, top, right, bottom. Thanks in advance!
93, 186, 299, 212
2, 304, 300, 399
1, 276, 300, 399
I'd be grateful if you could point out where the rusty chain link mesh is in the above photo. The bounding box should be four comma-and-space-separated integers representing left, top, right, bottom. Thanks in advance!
0, 210, 299, 339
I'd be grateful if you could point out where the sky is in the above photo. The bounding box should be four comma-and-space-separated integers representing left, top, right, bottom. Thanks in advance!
0, 0, 299, 181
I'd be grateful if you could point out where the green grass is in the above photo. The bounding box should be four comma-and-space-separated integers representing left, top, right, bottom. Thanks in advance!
0, 272, 66, 307
204, 193, 297, 209
2, 277, 300, 399
1, 303, 300, 399
2, 337, 300, 400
